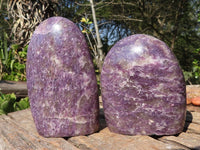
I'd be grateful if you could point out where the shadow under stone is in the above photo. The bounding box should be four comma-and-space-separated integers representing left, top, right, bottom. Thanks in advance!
150, 111, 193, 139
191, 146, 200, 150
183, 111, 193, 132
99, 108, 107, 130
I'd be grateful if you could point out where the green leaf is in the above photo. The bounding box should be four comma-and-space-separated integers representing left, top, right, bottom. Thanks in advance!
10, 59, 15, 71
1, 101, 11, 113
0, 93, 16, 114
10, 93, 16, 101
14, 97, 29, 111
193, 66, 199, 72
0, 49, 5, 60
23, 45, 28, 51
0, 92, 5, 100
11, 44, 20, 50
0, 109, 5, 115
14, 77, 19, 81
183, 71, 193, 81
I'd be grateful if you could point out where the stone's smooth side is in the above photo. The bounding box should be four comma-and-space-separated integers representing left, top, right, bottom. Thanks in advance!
26, 17, 99, 137
101, 34, 186, 136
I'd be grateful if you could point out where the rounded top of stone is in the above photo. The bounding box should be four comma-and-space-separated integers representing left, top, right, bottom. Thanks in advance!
104, 34, 176, 66
34, 16, 74, 35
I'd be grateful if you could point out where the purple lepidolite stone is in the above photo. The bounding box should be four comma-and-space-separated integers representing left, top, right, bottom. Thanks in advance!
101, 34, 186, 135
26, 17, 99, 137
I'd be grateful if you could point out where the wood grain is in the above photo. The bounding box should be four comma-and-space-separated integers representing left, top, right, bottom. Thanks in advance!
0, 81, 27, 98
0, 106, 200, 150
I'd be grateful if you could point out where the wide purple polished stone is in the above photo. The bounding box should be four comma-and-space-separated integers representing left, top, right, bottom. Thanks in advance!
26, 17, 99, 137
101, 34, 186, 136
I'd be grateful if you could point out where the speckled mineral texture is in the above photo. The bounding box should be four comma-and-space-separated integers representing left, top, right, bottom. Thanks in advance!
101, 34, 186, 136
26, 17, 99, 137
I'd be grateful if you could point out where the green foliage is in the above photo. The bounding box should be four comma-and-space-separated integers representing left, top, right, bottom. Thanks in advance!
183, 47, 200, 84
0, 92, 29, 115
0, 0, 199, 85
0, 33, 11, 66
193, 59, 200, 79
14, 97, 30, 111
74, 1, 200, 76
183, 11, 200, 84
184, 61, 200, 84
0, 93, 16, 115
0, 40, 27, 81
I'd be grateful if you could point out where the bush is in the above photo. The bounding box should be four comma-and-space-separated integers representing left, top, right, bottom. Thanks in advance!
0, 92, 30, 115
184, 48, 200, 84
0, 39, 27, 81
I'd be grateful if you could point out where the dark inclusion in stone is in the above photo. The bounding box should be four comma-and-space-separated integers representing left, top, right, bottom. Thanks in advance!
101, 34, 186, 136
26, 17, 99, 137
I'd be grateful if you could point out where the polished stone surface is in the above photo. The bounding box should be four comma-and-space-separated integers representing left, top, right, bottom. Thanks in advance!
101, 34, 186, 135
26, 17, 99, 137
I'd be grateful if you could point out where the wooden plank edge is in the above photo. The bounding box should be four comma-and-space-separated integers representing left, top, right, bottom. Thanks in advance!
0, 112, 79, 150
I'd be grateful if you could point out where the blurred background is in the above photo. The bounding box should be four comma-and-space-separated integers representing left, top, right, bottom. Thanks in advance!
0, 0, 199, 113
0, 0, 200, 83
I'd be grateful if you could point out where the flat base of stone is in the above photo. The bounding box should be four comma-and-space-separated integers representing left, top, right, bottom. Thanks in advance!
33, 113, 99, 138
37, 121, 99, 138
104, 111, 185, 136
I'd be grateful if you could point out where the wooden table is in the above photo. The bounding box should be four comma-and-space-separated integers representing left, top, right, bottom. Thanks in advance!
0, 81, 27, 98
0, 105, 200, 150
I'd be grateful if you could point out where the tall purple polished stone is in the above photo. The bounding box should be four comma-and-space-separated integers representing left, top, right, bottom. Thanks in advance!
101, 34, 186, 136
26, 17, 99, 137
